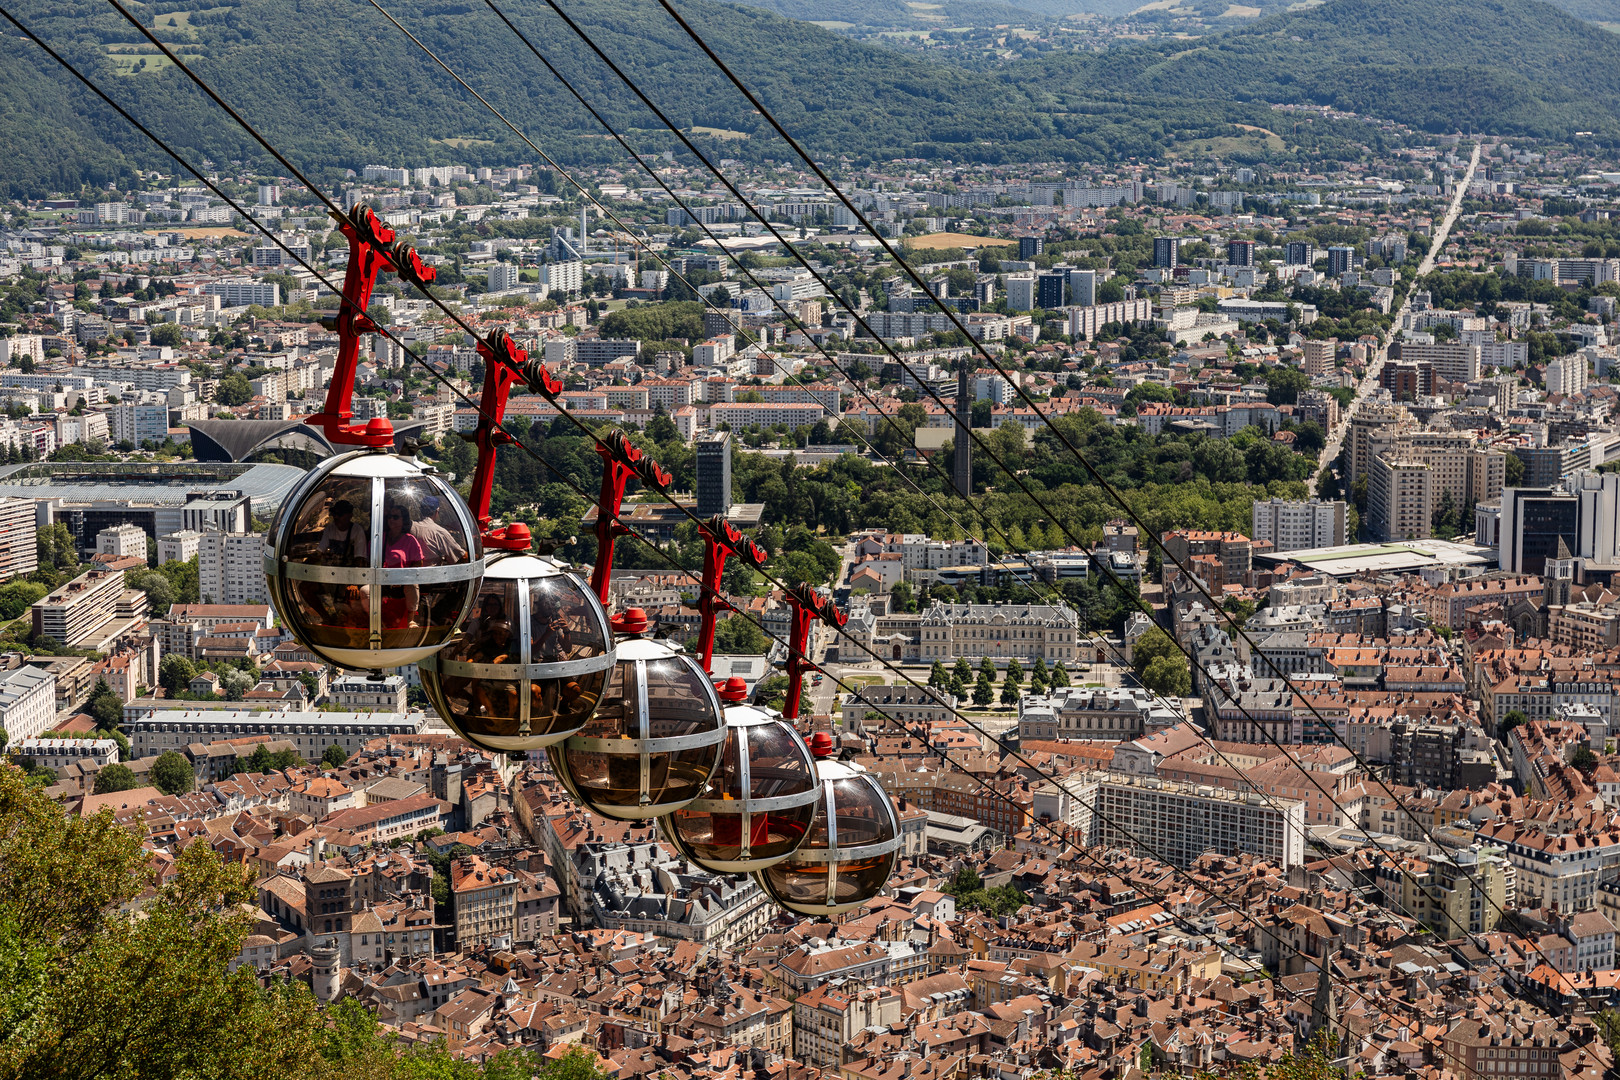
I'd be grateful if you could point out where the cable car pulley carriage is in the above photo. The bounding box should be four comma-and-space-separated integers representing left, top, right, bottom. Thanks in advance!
263, 205, 484, 671
418, 330, 617, 754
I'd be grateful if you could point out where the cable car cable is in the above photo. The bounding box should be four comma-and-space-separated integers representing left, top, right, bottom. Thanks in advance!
529, 0, 1553, 976
633, 0, 1546, 956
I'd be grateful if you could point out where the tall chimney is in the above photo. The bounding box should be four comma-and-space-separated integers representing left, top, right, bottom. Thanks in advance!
954, 360, 972, 499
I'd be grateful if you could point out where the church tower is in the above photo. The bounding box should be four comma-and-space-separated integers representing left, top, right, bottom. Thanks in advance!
1544, 534, 1576, 609
1307, 948, 1349, 1063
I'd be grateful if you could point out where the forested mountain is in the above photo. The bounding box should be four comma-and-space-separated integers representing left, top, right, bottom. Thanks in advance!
1016, 0, 1620, 140
2, 0, 1619, 196
0, 0, 1261, 196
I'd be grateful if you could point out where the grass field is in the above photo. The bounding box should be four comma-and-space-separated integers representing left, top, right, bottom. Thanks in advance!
690, 126, 750, 141
1168, 126, 1283, 157
105, 49, 203, 75
143, 227, 250, 239
907, 232, 1016, 250
150, 7, 231, 37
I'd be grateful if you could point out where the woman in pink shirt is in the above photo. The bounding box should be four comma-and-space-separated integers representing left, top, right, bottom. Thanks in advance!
381, 498, 425, 629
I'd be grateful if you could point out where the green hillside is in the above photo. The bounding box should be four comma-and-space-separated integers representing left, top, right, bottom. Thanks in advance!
1018, 0, 1620, 139
0, 0, 1267, 196
2, 0, 1619, 197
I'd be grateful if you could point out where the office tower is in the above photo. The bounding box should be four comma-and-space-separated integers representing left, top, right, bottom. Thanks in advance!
1227, 239, 1256, 268
1153, 236, 1178, 269
696, 431, 733, 519
1326, 246, 1356, 277
1018, 236, 1044, 259
1068, 269, 1096, 307
954, 362, 972, 499
1036, 272, 1066, 310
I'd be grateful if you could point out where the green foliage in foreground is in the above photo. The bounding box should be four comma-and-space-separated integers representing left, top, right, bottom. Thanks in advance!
0, 763, 613, 1078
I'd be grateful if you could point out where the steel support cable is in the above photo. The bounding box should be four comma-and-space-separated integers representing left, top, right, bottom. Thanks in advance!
361, 0, 1055, 604
0, 22, 1467, 1041
484, 0, 1546, 987
592, 0, 1554, 973
92, 0, 1550, 993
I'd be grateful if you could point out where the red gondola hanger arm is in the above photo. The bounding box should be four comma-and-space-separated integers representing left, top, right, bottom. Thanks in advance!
695, 515, 767, 673
307, 204, 439, 448
782, 585, 846, 722
462, 329, 565, 551
588, 430, 672, 608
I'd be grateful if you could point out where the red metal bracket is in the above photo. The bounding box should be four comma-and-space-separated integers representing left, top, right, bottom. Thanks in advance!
781, 584, 846, 721
588, 430, 672, 605
464, 331, 527, 550
306, 205, 437, 448
695, 515, 767, 673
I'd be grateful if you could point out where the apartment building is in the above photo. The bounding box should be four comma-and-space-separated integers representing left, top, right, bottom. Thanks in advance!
1161, 530, 1251, 587
1087, 773, 1306, 869
792, 986, 900, 1068
31, 568, 129, 647
451, 856, 518, 950
199, 532, 269, 606
1379, 846, 1508, 937
0, 497, 37, 581
1391, 341, 1480, 382
109, 403, 172, 446
96, 523, 147, 560
157, 530, 201, 565
706, 402, 824, 431
1346, 402, 1415, 483
1367, 457, 1434, 542
1301, 338, 1335, 376
0, 666, 58, 744
1251, 498, 1347, 552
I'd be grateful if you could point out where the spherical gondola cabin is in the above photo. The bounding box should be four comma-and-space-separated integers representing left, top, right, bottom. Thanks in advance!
547, 609, 725, 821
264, 447, 483, 670
419, 545, 615, 754
754, 733, 900, 917
660, 678, 820, 873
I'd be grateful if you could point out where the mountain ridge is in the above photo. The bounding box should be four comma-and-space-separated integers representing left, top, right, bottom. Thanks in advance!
0, 0, 1616, 197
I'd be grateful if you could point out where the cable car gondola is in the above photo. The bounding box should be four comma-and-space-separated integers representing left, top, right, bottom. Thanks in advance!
264, 448, 483, 670
754, 732, 900, 917
419, 550, 614, 753
547, 610, 726, 820
660, 679, 820, 873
